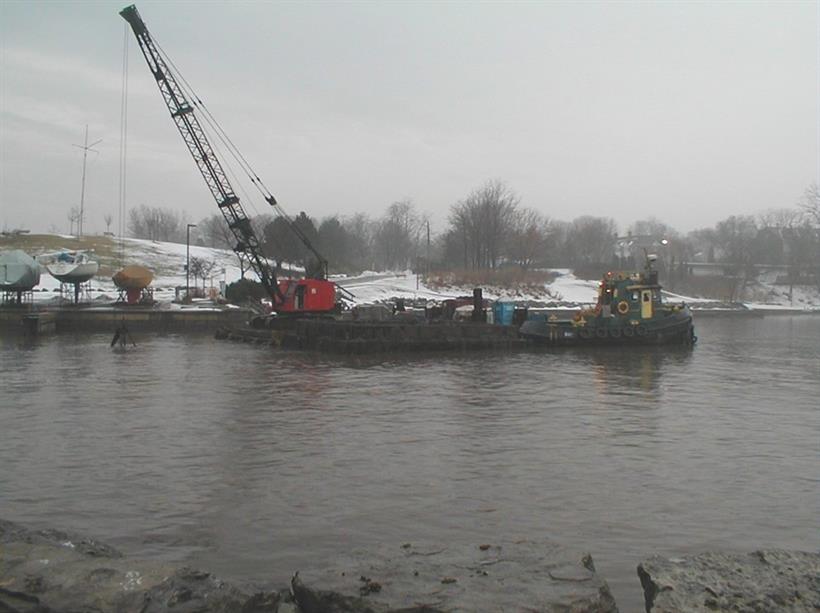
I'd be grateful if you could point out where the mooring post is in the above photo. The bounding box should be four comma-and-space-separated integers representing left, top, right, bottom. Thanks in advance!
472, 288, 484, 322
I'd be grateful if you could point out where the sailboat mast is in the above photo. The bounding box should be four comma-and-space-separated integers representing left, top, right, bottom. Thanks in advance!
73, 125, 102, 239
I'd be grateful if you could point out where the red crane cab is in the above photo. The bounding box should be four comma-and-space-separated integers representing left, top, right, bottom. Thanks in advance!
274, 278, 337, 314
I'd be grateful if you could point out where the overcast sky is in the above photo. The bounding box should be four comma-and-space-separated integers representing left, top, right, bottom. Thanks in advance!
1, 0, 818, 236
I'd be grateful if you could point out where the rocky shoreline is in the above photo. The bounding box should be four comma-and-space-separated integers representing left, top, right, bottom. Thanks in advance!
1, 519, 817, 612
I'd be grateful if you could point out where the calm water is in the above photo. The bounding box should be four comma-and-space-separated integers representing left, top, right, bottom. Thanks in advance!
1, 316, 818, 611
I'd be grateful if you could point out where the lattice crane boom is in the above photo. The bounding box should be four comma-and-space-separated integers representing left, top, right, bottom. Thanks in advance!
120, 4, 282, 301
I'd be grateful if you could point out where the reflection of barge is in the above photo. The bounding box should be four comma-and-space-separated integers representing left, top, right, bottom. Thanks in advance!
520, 256, 696, 346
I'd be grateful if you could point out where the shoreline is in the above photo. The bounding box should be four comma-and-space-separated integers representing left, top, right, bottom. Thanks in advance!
2, 518, 817, 612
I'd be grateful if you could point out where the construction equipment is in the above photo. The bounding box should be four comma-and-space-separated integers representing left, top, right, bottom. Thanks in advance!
120, 4, 337, 314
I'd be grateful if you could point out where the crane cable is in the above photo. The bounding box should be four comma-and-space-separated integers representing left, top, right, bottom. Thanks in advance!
152, 37, 281, 212
118, 21, 129, 266
153, 37, 306, 234
148, 23, 323, 272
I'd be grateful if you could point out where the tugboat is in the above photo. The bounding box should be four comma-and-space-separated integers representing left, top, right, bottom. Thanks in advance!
520, 254, 696, 346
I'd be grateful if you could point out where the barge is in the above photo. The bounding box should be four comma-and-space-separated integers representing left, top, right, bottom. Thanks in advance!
217, 318, 524, 354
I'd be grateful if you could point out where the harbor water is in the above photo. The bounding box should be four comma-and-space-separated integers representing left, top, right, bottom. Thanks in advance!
1, 315, 818, 610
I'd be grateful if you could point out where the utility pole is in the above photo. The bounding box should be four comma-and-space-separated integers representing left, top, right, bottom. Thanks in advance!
426, 220, 431, 278
186, 223, 197, 301
73, 125, 102, 239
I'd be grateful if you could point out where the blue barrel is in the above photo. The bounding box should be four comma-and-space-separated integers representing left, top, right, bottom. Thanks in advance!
493, 301, 515, 326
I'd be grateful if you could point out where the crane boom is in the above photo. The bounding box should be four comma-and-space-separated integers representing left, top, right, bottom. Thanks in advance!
120, 4, 282, 301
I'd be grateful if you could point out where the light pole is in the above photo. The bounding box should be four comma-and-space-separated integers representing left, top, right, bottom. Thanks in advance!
186, 223, 197, 301
660, 238, 672, 288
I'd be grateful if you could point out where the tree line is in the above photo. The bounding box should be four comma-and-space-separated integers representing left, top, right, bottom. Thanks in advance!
125, 181, 820, 286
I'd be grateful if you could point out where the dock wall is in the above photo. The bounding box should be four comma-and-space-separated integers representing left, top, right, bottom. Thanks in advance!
0, 306, 250, 334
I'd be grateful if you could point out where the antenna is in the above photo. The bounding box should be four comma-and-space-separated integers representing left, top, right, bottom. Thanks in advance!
72, 125, 102, 238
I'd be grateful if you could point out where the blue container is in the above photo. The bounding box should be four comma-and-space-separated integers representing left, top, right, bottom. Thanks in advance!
493, 301, 515, 326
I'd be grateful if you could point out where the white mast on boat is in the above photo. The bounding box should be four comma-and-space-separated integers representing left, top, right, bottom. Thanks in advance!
72, 125, 102, 238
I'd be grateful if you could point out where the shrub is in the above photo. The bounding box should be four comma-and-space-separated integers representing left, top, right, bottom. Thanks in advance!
225, 278, 268, 304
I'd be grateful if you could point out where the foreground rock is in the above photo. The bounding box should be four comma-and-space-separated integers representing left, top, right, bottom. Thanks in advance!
291, 541, 618, 612
0, 519, 285, 612
638, 550, 820, 612
1, 519, 618, 613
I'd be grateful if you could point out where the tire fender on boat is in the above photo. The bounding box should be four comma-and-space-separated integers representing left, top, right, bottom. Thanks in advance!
595, 327, 607, 339
636, 324, 648, 337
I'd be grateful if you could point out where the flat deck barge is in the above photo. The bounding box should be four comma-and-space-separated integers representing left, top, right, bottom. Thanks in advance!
217, 319, 525, 354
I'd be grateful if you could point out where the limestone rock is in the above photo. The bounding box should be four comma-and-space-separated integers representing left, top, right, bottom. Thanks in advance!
0, 519, 285, 612
638, 550, 820, 613
291, 541, 619, 612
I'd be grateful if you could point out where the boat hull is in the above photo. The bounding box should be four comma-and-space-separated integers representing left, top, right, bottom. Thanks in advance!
112, 265, 153, 290
47, 260, 99, 284
0, 250, 41, 291
520, 309, 695, 346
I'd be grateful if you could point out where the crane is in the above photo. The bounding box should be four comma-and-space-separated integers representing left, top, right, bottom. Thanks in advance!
120, 4, 337, 314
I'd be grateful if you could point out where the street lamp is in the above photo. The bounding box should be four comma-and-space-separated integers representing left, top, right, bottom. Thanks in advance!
659, 238, 673, 288
186, 223, 197, 301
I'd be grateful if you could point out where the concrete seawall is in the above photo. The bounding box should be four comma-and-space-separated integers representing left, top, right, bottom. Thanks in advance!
0, 306, 251, 334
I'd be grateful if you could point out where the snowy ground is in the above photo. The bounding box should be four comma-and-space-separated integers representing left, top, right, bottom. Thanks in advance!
336, 270, 599, 306
27, 237, 245, 306
13, 235, 820, 312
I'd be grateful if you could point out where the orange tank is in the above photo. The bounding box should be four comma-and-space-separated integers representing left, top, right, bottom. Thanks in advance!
112, 265, 153, 290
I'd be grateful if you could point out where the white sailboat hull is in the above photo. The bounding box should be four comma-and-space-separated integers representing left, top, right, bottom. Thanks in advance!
47, 260, 99, 284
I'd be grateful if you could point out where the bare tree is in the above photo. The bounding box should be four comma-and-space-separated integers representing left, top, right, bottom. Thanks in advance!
798, 183, 820, 226
128, 204, 186, 242
563, 215, 617, 267
714, 215, 758, 301
197, 213, 233, 249
103, 213, 113, 234
188, 256, 216, 291
199, 258, 217, 290
448, 180, 520, 269
506, 208, 549, 270
343, 212, 376, 271
67, 207, 80, 236
373, 200, 423, 270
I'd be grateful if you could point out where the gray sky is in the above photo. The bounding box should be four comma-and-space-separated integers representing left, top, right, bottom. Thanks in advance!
1, 0, 818, 236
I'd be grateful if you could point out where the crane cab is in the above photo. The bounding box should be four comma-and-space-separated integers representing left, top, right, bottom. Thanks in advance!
275, 278, 337, 314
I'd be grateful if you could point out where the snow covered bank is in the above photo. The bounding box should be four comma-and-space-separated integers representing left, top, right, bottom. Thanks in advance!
8, 235, 820, 311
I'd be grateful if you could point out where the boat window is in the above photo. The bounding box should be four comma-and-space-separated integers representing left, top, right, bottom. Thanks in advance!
631, 292, 639, 301
643, 293, 650, 302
